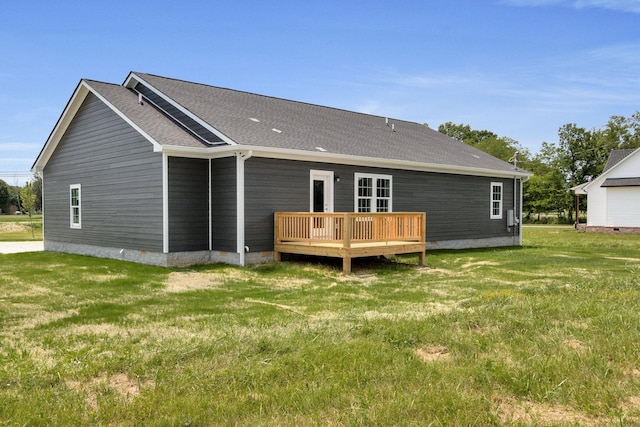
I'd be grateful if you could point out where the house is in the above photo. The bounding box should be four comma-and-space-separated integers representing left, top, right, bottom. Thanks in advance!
573, 148, 640, 233
32, 72, 531, 268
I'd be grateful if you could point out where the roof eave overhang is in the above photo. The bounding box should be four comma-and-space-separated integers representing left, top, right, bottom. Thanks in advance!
158, 144, 532, 179
571, 182, 588, 195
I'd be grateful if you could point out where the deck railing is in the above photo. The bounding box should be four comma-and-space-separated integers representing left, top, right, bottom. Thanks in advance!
274, 212, 426, 248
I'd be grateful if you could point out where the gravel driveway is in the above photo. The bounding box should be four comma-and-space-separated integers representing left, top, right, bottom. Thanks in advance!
0, 241, 44, 254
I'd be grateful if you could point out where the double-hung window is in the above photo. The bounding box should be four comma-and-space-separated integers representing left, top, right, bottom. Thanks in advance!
70, 184, 82, 229
355, 173, 392, 212
490, 182, 503, 219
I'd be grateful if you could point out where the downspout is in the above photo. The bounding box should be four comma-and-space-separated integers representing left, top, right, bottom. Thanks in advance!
208, 159, 212, 251
514, 176, 518, 246
235, 150, 253, 266
162, 153, 169, 253
518, 177, 523, 246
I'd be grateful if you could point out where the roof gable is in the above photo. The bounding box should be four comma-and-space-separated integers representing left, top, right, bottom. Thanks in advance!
35, 72, 531, 178
575, 147, 640, 194
32, 80, 201, 172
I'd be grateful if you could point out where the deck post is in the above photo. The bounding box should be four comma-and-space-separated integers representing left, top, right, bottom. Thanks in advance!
419, 212, 426, 266
273, 213, 281, 262
344, 213, 352, 249
343, 256, 352, 274
418, 251, 425, 266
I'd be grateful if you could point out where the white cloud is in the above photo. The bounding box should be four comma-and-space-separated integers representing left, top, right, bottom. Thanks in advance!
500, 0, 640, 13
0, 142, 41, 151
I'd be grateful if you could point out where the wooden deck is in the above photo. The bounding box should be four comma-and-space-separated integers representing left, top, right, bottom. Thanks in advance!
274, 212, 426, 273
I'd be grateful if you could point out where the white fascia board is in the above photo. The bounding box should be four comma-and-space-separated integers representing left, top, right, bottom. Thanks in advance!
32, 81, 90, 173
157, 144, 532, 179
125, 72, 237, 146
31, 80, 164, 173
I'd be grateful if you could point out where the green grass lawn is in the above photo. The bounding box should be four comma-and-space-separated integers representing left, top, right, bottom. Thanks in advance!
0, 214, 42, 241
1, 227, 640, 426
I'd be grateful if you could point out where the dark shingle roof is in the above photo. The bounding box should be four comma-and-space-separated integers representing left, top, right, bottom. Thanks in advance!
604, 149, 636, 172
84, 80, 203, 148
601, 177, 640, 187
128, 72, 524, 175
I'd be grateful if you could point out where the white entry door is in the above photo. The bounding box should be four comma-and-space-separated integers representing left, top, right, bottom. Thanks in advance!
310, 170, 334, 213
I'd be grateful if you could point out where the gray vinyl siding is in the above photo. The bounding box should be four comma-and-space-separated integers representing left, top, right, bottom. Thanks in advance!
43, 93, 163, 251
168, 157, 209, 251
211, 157, 237, 252
244, 158, 518, 252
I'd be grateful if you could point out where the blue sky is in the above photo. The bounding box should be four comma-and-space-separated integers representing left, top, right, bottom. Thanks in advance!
1, 0, 639, 185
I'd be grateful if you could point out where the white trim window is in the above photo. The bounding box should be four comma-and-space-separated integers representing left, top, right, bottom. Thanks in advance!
490, 182, 503, 219
355, 173, 392, 212
70, 184, 82, 229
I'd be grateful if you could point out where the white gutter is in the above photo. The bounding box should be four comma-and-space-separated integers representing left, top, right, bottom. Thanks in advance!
235, 150, 253, 266
158, 144, 532, 180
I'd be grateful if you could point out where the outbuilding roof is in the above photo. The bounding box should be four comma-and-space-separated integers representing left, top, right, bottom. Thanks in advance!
603, 149, 636, 172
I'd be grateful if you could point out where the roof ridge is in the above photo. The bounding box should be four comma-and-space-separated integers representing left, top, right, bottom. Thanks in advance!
130, 71, 423, 127
83, 78, 121, 86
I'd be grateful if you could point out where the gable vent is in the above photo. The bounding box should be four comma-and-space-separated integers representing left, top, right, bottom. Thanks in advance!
133, 83, 226, 146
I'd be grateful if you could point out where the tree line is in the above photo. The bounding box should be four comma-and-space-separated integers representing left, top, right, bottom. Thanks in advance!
0, 176, 42, 215
438, 112, 640, 223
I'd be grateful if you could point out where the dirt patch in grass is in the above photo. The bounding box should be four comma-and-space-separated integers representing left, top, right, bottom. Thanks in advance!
565, 338, 586, 352
0, 222, 30, 233
493, 397, 598, 426
415, 346, 450, 362
624, 369, 640, 378
619, 396, 640, 412
164, 271, 232, 292
66, 372, 155, 411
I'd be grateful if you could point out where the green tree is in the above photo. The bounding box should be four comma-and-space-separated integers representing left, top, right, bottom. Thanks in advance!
532, 141, 576, 221
0, 179, 9, 213
438, 122, 498, 146
20, 182, 37, 238
438, 122, 530, 164
30, 175, 43, 212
